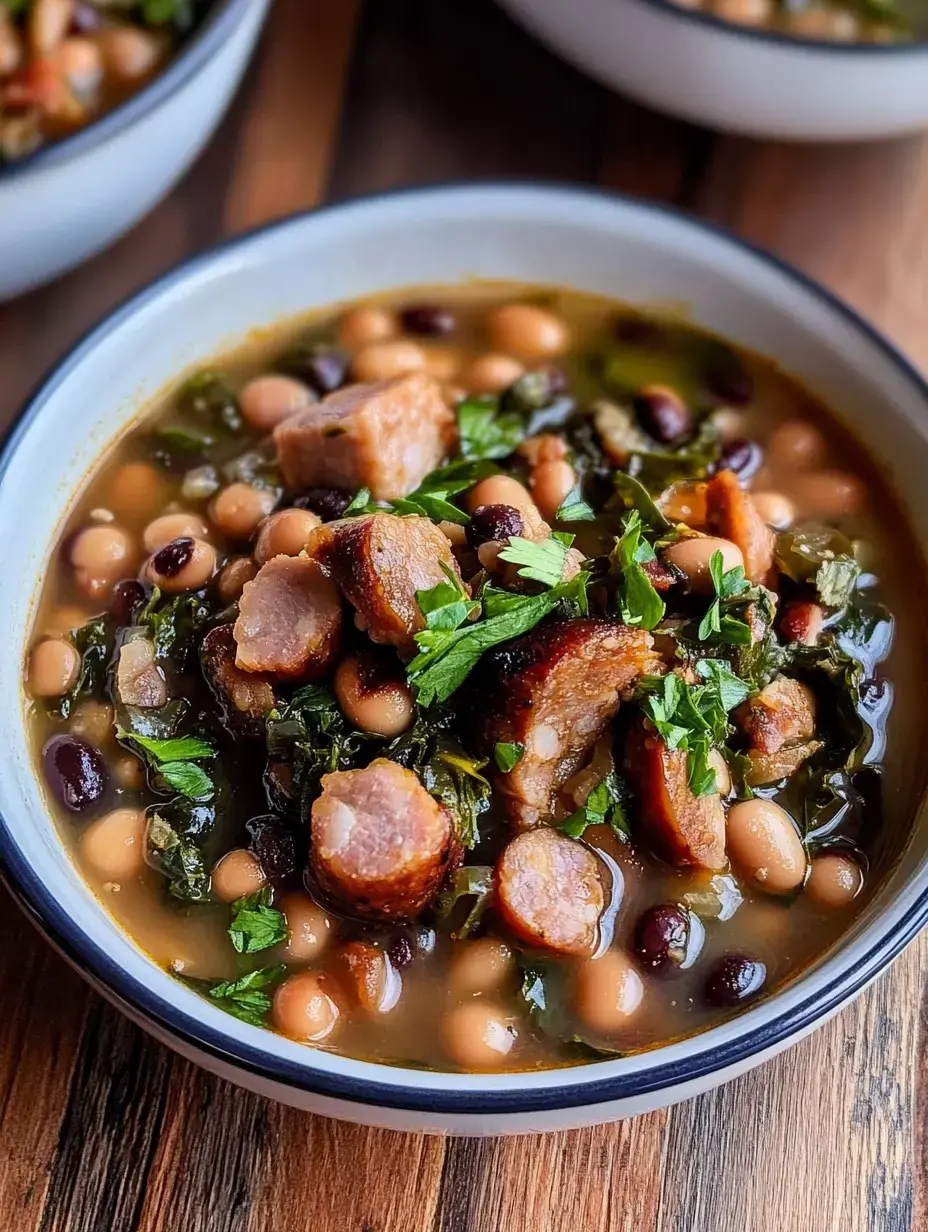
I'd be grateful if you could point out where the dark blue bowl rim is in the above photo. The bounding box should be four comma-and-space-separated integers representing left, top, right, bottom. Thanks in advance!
615, 0, 928, 54
2, 181, 927, 1116
0, 0, 256, 185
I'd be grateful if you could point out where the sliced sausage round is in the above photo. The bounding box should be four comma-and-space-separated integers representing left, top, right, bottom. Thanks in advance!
310, 758, 462, 922
201, 624, 275, 739
233, 555, 342, 678
496, 828, 605, 956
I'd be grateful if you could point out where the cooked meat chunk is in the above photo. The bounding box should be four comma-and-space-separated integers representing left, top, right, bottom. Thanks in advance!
480, 620, 661, 829
233, 555, 342, 678
116, 635, 166, 708
201, 624, 275, 738
306, 513, 464, 655
274, 372, 456, 500
310, 758, 461, 922
735, 676, 816, 755
629, 727, 727, 869
495, 828, 604, 956
706, 469, 775, 584
779, 599, 825, 646
642, 558, 677, 592
746, 740, 823, 787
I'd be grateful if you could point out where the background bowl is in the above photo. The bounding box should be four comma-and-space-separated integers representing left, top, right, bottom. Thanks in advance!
2, 184, 928, 1135
499, 0, 928, 142
0, 0, 269, 301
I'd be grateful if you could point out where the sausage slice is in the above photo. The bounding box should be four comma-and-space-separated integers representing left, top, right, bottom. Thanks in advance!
310, 758, 462, 921
496, 828, 604, 956
734, 676, 816, 755
233, 555, 342, 678
274, 372, 456, 500
629, 726, 727, 869
306, 512, 464, 655
116, 635, 166, 709
706, 469, 775, 585
201, 624, 275, 738
480, 620, 662, 829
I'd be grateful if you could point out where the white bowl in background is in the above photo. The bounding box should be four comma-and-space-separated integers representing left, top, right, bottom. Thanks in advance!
2, 184, 927, 1135
499, 0, 928, 142
0, 0, 269, 301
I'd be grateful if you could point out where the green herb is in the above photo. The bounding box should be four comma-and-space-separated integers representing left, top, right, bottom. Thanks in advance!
155, 425, 213, 455
494, 742, 524, 773
610, 512, 664, 631
344, 459, 498, 525
815, 556, 861, 610
500, 370, 560, 415
265, 685, 369, 816
408, 571, 588, 707
176, 369, 243, 431
416, 565, 481, 631
559, 770, 632, 839
118, 733, 215, 762
638, 662, 750, 796
387, 713, 490, 848
137, 587, 212, 669
229, 888, 288, 955
457, 395, 526, 461
555, 490, 596, 522
611, 472, 672, 533
434, 866, 494, 938
697, 549, 752, 643
205, 966, 287, 1026
626, 418, 721, 494
343, 487, 376, 515
147, 809, 211, 902
50, 616, 113, 720
497, 535, 572, 588
158, 761, 213, 800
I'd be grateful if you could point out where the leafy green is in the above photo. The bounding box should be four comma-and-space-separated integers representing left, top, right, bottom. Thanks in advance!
433, 866, 494, 938
497, 535, 572, 587
559, 770, 631, 839
229, 889, 288, 955
137, 587, 212, 670
625, 417, 721, 494
265, 684, 369, 815
555, 490, 595, 522
416, 565, 480, 631
457, 395, 526, 461
155, 425, 213, 457
119, 733, 215, 762
610, 512, 664, 631
638, 663, 750, 796
343, 487, 375, 515
815, 556, 861, 610
610, 472, 672, 533
147, 809, 212, 902
205, 966, 287, 1026
344, 460, 498, 525
51, 616, 113, 720
387, 713, 490, 848
118, 730, 215, 801
494, 742, 524, 773
176, 369, 243, 432
408, 571, 588, 707
697, 550, 752, 643
158, 761, 214, 800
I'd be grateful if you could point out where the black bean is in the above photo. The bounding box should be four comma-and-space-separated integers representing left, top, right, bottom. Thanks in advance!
466, 504, 524, 550
633, 386, 693, 445
293, 487, 351, 521
71, 1, 102, 31
303, 351, 348, 395
387, 935, 414, 969
704, 355, 754, 407
613, 317, 663, 348
400, 304, 456, 337
713, 438, 763, 482
704, 953, 767, 1007
110, 579, 145, 626
633, 904, 690, 972
246, 815, 296, 882
43, 735, 107, 814
151, 537, 194, 579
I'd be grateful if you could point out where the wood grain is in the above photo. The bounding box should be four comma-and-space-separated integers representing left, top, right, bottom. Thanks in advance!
0, 0, 927, 1229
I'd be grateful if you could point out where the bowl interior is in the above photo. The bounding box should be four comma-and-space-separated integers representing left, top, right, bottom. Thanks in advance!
2, 184, 928, 1105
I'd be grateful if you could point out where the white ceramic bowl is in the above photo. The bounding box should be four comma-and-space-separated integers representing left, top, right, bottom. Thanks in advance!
0, 0, 269, 301
2, 184, 927, 1135
499, 0, 928, 142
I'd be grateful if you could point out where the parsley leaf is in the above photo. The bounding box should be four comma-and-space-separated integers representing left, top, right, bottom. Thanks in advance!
344, 460, 498, 525
494, 741, 525, 773
416, 564, 480, 632
206, 966, 287, 1026
610, 512, 664, 631
228, 888, 288, 955
343, 486, 376, 515
118, 733, 215, 762
559, 769, 632, 839
159, 761, 214, 800
697, 549, 752, 643
555, 490, 596, 522
457, 395, 526, 460
147, 810, 211, 902
611, 472, 671, 533
497, 535, 571, 587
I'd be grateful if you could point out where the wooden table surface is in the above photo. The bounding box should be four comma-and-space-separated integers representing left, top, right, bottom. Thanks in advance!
1, 1, 926, 1228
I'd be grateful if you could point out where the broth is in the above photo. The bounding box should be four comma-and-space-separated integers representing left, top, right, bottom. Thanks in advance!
23, 284, 928, 1072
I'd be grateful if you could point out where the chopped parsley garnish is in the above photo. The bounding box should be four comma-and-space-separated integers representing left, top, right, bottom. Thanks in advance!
697, 549, 752, 643
457, 395, 527, 461
228, 889, 288, 955
206, 966, 287, 1026
638, 662, 751, 796
343, 459, 497, 525
117, 731, 215, 801
611, 511, 664, 631
558, 769, 631, 839
497, 535, 573, 588
494, 741, 525, 773
555, 490, 595, 522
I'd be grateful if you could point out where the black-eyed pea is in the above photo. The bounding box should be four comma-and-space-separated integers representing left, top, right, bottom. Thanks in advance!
145, 537, 216, 593
572, 951, 644, 1035
96, 24, 165, 81
279, 891, 332, 964
239, 374, 313, 432
254, 508, 321, 564
28, 639, 79, 698
351, 340, 426, 383
70, 525, 135, 599
487, 303, 569, 360
55, 34, 102, 91
211, 848, 266, 903
661, 536, 743, 595
112, 755, 144, 791
334, 653, 414, 738
273, 972, 340, 1043
105, 461, 166, 520
530, 459, 576, 522
441, 1001, 517, 1070
69, 699, 114, 745
81, 808, 146, 881
449, 938, 514, 996
217, 555, 258, 602
28, 0, 72, 56
767, 418, 828, 471
143, 511, 210, 552
752, 490, 795, 530
209, 483, 276, 539
805, 853, 863, 907
792, 471, 866, 519
727, 799, 807, 894
463, 353, 524, 394
337, 305, 397, 349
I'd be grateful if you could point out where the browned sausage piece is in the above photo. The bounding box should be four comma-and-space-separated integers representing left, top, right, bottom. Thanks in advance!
779, 599, 825, 646
496, 828, 604, 956
310, 758, 462, 922
116, 635, 167, 708
481, 620, 662, 829
734, 676, 816, 755
274, 372, 456, 500
706, 469, 775, 585
233, 555, 342, 678
201, 624, 275, 739
630, 726, 727, 869
306, 512, 464, 655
